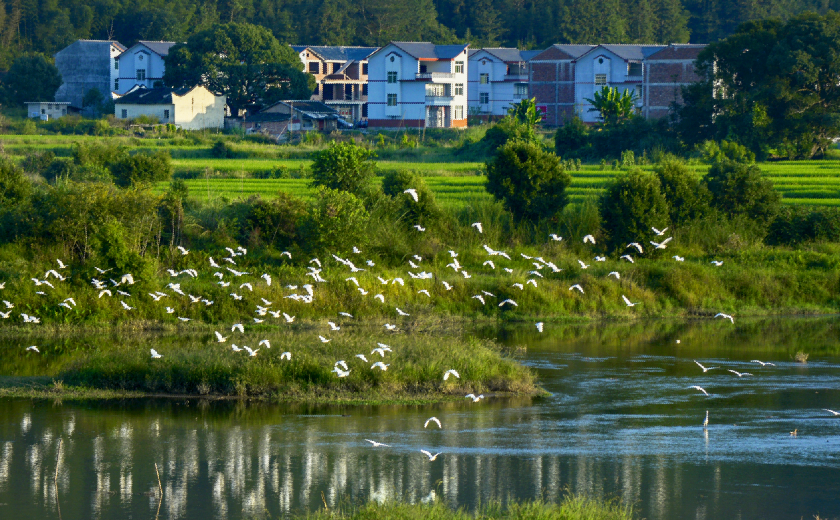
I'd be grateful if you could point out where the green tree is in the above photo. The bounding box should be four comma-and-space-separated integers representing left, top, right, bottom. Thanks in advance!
0, 155, 31, 206
2, 53, 62, 105
111, 151, 173, 188
310, 141, 377, 198
163, 22, 314, 115
554, 116, 590, 158
299, 187, 370, 254
381, 169, 441, 225
654, 157, 710, 226
703, 160, 780, 227
485, 140, 571, 222
585, 86, 638, 125
599, 169, 670, 250
478, 117, 539, 156
507, 97, 542, 127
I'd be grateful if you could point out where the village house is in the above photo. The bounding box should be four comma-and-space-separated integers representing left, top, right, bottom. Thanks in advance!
54, 40, 126, 109
114, 85, 225, 130
114, 41, 178, 95
527, 43, 706, 126
233, 101, 342, 140
367, 42, 470, 129
25, 101, 72, 120
467, 48, 541, 120
292, 45, 378, 122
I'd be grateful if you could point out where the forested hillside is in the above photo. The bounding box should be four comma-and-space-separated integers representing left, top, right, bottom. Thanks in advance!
0, 0, 838, 68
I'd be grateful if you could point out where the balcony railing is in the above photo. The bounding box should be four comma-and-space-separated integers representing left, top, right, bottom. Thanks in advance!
504, 73, 528, 81
416, 72, 455, 81
425, 95, 454, 105
624, 75, 643, 83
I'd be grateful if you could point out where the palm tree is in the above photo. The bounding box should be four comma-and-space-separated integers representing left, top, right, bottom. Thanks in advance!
584, 86, 638, 125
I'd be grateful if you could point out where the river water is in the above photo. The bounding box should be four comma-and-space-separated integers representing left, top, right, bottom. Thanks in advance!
1, 318, 839, 519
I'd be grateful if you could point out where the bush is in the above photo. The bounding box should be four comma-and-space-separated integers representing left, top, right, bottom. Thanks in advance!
0, 155, 31, 206
554, 116, 590, 158
210, 140, 235, 158
486, 139, 571, 222
766, 206, 840, 245
703, 160, 780, 227
478, 117, 539, 156
381, 170, 441, 226
238, 192, 307, 248
21, 150, 55, 176
700, 139, 755, 164
299, 187, 370, 253
111, 151, 173, 187
599, 169, 670, 250
654, 157, 710, 226
310, 141, 377, 197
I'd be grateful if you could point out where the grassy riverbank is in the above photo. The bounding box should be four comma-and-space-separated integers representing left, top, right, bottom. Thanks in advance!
302, 496, 635, 520
0, 330, 539, 403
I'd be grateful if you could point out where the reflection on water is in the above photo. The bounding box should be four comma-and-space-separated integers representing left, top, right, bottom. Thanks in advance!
1, 318, 840, 519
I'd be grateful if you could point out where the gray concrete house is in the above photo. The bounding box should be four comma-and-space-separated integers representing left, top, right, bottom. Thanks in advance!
54, 40, 126, 109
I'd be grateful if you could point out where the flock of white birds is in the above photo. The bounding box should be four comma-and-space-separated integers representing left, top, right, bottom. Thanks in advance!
2, 191, 765, 453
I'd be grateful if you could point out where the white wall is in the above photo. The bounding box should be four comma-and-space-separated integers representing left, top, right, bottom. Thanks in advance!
468, 51, 526, 117
115, 87, 225, 130
115, 46, 168, 94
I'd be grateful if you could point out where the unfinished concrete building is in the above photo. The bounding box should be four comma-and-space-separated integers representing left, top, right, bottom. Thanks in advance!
54, 40, 126, 109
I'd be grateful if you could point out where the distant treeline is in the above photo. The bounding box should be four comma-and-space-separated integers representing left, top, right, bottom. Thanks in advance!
1, 0, 840, 68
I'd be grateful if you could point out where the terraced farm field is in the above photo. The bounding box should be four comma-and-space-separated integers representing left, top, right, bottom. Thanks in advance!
159, 160, 840, 207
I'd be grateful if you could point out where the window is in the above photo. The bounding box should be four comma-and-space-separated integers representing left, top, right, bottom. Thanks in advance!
41, 109, 45, 114
454, 106, 464, 119
313, 84, 320, 95
515, 84, 528, 97
479, 92, 489, 104
387, 71, 398, 83
121, 109, 127, 118
454, 61, 464, 73
479, 73, 489, 84
454, 83, 464, 96
114, 58, 119, 70
362, 63, 368, 75
628, 62, 642, 76
137, 69, 146, 81
115, 79, 119, 90
163, 109, 170, 120
362, 84, 368, 95
426, 84, 445, 97
387, 93, 397, 106
595, 74, 607, 85
332, 62, 341, 73
309, 62, 319, 74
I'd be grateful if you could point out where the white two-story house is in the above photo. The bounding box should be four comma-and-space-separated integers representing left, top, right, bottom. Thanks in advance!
114, 41, 177, 95
468, 48, 541, 119
573, 45, 663, 123
367, 42, 469, 129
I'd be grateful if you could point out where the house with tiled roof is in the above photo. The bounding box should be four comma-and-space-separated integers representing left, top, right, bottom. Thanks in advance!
54, 40, 126, 109
468, 48, 541, 119
292, 45, 379, 122
367, 42, 470, 129
114, 85, 225, 130
115, 41, 179, 95
643, 44, 707, 119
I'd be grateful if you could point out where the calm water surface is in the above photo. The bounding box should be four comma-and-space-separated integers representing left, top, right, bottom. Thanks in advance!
1, 318, 840, 519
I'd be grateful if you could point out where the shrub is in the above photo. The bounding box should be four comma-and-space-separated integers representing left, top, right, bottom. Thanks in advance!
239, 192, 307, 248
0, 155, 31, 206
766, 206, 840, 245
478, 117, 539, 156
486, 139, 571, 222
654, 157, 710, 226
111, 150, 173, 187
310, 141, 377, 197
700, 139, 755, 164
554, 116, 590, 158
210, 140, 235, 158
599, 169, 670, 250
299, 187, 370, 253
381, 170, 441, 225
703, 160, 780, 227
21, 150, 55, 176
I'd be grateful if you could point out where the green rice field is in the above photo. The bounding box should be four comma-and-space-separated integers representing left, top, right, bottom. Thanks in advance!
158, 160, 840, 207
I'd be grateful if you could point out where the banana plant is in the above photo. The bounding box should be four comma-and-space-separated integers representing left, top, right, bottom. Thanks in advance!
584, 86, 638, 125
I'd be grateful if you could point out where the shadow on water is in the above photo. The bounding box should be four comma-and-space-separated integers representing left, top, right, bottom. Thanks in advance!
1, 317, 840, 519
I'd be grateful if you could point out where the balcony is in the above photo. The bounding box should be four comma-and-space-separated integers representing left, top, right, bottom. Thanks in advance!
425, 95, 454, 105
415, 72, 455, 81
504, 73, 528, 81
624, 75, 643, 83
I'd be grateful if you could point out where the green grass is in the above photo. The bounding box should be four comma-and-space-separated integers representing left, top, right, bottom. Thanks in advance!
301, 495, 635, 520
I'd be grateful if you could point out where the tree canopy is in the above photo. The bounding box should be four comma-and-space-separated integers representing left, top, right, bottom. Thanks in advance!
677, 12, 840, 159
163, 22, 314, 115
1, 53, 62, 105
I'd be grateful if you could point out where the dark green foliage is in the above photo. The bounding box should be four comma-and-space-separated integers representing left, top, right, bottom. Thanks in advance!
1, 54, 62, 105
239, 192, 307, 248
766, 206, 840, 246
476, 117, 539, 157
299, 187, 370, 253
21, 151, 56, 177
703, 160, 780, 226
0, 155, 31, 206
599, 169, 670, 250
654, 157, 710, 225
699, 140, 755, 165
381, 170, 441, 225
555, 117, 589, 158
310, 141, 377, 197
163, 22, 313, 115
210, 141, 236, 158
485, 140, 571, 222
677, 13, 840, 158
111, 151, 173, 188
